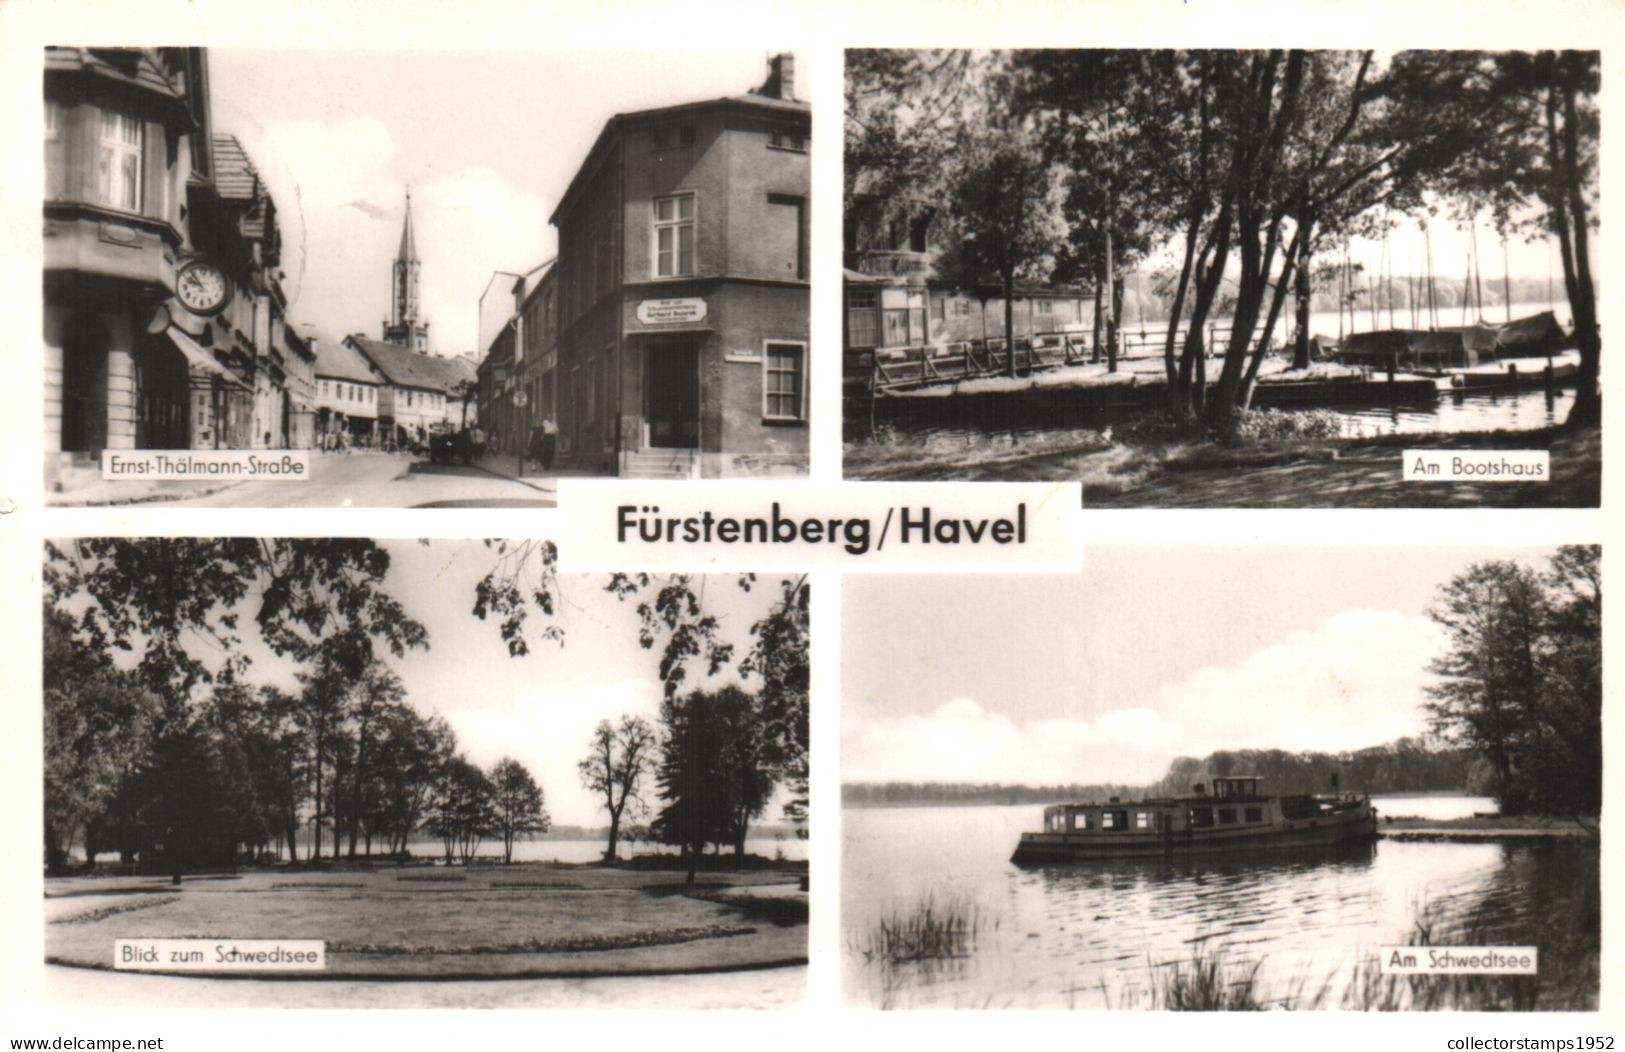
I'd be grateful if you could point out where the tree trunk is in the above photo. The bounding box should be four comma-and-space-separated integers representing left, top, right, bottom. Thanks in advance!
1293, 229, 1314, 369
1107, 274, 1123, 373
1003, 268, 1017, 377
1552, 77, 1601, 429
606, 807, 621, 863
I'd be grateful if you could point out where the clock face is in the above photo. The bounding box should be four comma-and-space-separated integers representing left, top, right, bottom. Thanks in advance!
176, 261, 230, 314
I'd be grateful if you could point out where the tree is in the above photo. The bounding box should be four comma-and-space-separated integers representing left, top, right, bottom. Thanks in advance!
426, 757, 496, 863
1426, 546, 1601, 815
577, 715, 656, 862
740, 576, 810, 828
652, 687, 776, 881
373, 708, 455, 858
489, 758, 549, 864
1384, 51, 1600, 428
43, 606, 160, 873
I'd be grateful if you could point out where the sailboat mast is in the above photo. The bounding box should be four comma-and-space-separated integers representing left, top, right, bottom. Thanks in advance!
1502, 237, 1512, 324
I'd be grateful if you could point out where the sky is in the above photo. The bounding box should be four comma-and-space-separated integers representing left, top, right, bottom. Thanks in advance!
208, 49, 807, 356
841, 545, 1562, 788
73, 540, 793, 829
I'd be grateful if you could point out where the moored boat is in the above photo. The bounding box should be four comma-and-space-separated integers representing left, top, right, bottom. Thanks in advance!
1010, 776, 1378, 865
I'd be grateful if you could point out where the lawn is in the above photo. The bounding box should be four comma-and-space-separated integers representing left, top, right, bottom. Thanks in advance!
45, 863, 808, 979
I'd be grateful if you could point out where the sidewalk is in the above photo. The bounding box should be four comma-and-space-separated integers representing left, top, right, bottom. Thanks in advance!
469, 452, 578, 495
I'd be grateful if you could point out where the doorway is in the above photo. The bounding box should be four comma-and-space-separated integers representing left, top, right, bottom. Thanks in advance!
644, 342, 699, 449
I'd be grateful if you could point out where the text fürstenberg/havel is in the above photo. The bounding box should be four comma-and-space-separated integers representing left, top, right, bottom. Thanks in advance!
616, 502, 1027, 556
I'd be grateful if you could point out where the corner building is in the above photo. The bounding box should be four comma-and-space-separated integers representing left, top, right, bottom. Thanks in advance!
551, 56, 809, 478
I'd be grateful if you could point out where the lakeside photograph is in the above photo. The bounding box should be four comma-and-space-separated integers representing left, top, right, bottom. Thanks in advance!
841, 545, 1600, 1009
42, 539, 809, 1008
843, 50, 1600, 507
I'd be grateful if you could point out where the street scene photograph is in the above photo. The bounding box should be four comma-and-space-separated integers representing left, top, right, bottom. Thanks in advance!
841, 545, 1600, 1009
44, 47, 810, 508
42, 539, 809, 1008
843, 50, 1600, 507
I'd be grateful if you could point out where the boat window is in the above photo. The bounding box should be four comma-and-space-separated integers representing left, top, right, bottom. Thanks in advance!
1135, 811, 1152, 830
1188, 806, 1214, 829
1245, 807, 1264, 823
1218, 808, 1238, 825
1101, 809, 1128, 830
1071, 812, 1090, 831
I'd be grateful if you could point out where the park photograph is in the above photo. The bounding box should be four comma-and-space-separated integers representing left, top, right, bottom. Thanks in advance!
841, 545, 1600, 1009
39, 538, 809, 1008
842, 50, 1600, 507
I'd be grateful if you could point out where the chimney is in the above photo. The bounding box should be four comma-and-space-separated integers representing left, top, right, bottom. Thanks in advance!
762, 53, 795, 101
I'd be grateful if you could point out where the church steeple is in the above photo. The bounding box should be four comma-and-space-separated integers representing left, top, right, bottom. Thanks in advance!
383, 191, 429, 351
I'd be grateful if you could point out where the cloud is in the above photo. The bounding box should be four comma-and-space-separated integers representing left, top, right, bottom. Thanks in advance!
246, 117, 551, 352
842, 698, 1181, 786
843, 609, 1444, 787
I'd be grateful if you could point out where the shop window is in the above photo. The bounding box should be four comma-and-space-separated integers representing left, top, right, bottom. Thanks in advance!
98, 109, 144, 212
763, 342, 805, 422
653, 193, 695, 278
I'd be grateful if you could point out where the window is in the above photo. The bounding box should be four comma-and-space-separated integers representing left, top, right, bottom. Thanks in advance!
653, 193, 695, 278
1245, 807, 1264, 823
1071, 812, 1090, 831
45, 99, 60, 139
1035, 298, 1053, 317
763, 341, 805, 421
1101, 809, 1128, 831
98, 109, 143, 212
1189, 807, 1214, 829
766, 194, 806, 279
768, 128, 806, 152
653, 124, 695, 151
932, 295, 946, 324
847, 289, 879, 349
880, 289, 926, 347
1135, 811, 1153, 830
1218, 808, 1238, 825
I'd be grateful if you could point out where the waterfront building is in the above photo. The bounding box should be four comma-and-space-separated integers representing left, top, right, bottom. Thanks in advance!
547, 53, 810, 478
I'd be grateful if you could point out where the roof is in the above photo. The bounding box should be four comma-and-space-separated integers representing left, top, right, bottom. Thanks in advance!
348, 336, 476, 393
313, 335, 382, 385
45, 48, 187, 103
551, 91, 811, 225
211, 135, 259, 201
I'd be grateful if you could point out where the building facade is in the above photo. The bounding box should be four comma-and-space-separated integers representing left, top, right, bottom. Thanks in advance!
311, 332, 383, 444
44, 48, 316, 491
347, 335, 476, 448
548, 54, 810, 478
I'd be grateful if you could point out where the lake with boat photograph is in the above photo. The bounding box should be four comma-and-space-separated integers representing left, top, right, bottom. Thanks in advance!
842, 798, 1598, 1010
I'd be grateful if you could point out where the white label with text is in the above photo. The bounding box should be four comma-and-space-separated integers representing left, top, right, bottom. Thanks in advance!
1378, 945, 1537, 975
559, 481, 1081, 571
102, 450, 311, 481
1403, 450, 1548, 482
114, 939, 326, 971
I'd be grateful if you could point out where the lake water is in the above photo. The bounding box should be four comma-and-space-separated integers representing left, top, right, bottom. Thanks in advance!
871, 299, 1581, 442
842, 800, 1598, 1010
259, 835, 808, 865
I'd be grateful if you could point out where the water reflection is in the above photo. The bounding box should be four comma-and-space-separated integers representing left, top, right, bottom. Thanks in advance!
873, 382, 1574, 443
844, 806, 1598, 1010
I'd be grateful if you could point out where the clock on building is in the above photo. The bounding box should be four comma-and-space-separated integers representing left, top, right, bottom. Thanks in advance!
175, 259, 232, 316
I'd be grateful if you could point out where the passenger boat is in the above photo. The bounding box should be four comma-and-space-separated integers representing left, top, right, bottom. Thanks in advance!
1010, 776, 1378, 864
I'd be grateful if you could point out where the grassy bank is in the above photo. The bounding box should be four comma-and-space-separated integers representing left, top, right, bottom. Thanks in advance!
45, 862, 806, 980
846, 420, 1600, 509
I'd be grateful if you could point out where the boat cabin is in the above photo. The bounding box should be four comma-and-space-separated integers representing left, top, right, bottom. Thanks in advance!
1037, 775, 1344, 836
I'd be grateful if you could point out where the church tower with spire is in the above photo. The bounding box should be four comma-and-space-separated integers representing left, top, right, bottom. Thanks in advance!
382, 191, 430, 352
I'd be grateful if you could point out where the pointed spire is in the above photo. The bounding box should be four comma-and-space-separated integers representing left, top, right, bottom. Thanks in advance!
398, 189, 417, 263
